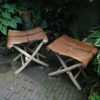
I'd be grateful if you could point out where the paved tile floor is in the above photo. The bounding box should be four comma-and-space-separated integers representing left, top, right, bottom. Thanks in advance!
0, 54, 86, 100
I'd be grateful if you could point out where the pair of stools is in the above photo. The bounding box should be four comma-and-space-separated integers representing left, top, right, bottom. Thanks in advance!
7, 27, 97, 90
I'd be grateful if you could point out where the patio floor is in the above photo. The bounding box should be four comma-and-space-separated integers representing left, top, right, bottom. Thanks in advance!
0, 53, 86, 100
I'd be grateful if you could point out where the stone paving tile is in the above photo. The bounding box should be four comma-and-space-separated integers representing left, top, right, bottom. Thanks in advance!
0, 55, 85, 100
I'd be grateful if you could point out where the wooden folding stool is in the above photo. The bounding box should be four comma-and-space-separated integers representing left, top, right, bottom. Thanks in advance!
7, 27, 49, 74
47, 35, 97, 90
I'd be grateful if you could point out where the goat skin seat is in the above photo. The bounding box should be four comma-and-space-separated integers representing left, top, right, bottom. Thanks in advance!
48, 35, 97, 66
7, 27, 48, 48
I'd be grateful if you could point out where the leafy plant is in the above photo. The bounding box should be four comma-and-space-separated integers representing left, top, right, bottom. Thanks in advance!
16, 0, 78, 32
84, 26, 100, 75
41, 0, 78, 34
89, 92, 100, 100
82, 76, 99, 95
83, 26, 100, 97
0, 3, 22, 35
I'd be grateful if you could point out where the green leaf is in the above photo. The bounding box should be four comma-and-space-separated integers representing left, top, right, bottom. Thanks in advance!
96, 51, 100, 62
89, 26, 100, 32
3, 4, 16, 13
90, 31, 100, 38
1, 18, 9, 26
14, 16, 22, 24
0, 23, 2, 30
7, 5, 16, 13
3, 4, 10, 9
1, 25, 7, 35
95, 39, 100, 47
2, 12, 11, 20
88, 95, 96, 100
92, 92, 100, 100
9, 19, 17, 28
83, 37, 95, 45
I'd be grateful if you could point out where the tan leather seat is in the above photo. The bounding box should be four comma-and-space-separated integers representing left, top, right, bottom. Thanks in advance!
48, 35, 97, 66
7, 27, 48, 48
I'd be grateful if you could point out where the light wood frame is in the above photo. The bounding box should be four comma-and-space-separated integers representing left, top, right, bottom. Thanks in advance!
48, 53, 87, 90
13, 39, 49, 74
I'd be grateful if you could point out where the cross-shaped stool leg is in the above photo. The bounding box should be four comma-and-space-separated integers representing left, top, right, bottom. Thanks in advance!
49, 53, 82, 90
14, 40, 49, 74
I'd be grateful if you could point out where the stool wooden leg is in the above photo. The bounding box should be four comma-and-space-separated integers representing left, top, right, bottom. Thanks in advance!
55, 53, 82, 90
67, 72, 82, 90
13, 53, 21, 61
21, 54, 24, 65
81, 70, 87, 79
15, 40, 46, 74
49, 63, 82, 76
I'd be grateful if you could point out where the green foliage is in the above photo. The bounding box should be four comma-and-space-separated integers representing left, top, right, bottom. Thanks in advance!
82, 76, 99, 95
41, 0, 78, 34
84, 26, 100, 75
16, 0, 77, 34
89, 92, 100, 100
0, 3, 22, 35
